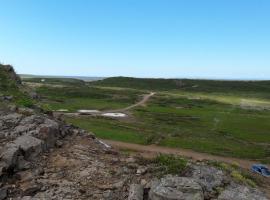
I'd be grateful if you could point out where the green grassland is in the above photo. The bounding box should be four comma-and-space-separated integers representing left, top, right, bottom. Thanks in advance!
24, 76, 270, 162
31, 82, 144, 111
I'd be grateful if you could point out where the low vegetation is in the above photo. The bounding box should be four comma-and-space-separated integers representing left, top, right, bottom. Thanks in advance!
154, 154, 187, 175
23, 76, 270, 162
0, 64, 34, 107
208, 160, 258, 188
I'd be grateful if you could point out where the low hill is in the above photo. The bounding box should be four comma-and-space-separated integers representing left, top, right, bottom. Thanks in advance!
22, 77, 86, 87
91, 77, 270, 98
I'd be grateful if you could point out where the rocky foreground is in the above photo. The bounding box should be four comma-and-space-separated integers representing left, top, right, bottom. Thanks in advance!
0, 107, 268, 200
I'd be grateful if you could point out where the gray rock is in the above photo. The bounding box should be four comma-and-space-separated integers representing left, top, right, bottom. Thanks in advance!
128, 184, 144, 200
190, 165, 226, 198
13, 135, 43, 159
0, 143, 21, 169
0, 188, 7, 200
149, 176, 204, 200
218, 184, 268, 200
0, 135, 43, 176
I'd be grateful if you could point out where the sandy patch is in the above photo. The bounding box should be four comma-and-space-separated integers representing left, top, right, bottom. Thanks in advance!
101, 113, 127, 118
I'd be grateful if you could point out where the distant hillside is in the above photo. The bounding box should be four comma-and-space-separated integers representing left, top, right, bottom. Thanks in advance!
0, 64, 33, 107
22, 77, 86, 87
20, 74, 104, 82
91, 77, 270, 97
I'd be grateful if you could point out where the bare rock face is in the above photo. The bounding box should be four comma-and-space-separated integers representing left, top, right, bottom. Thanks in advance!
190, 165, 227, 199
218, 184, 268, 200
14, 135, 43, 159
149, 176, 204, 200
128, 184, 144, 200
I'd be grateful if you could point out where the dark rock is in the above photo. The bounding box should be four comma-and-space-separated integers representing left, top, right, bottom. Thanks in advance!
21, 182, 41, 196
0, 187, 7, 200
55, 140, 63, 148
38, 122, 59, 149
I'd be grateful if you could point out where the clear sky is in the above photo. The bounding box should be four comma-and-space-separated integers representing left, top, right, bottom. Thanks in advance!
0, 0, 270, 79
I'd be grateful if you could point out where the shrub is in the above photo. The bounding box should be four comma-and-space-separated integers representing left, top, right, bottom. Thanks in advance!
231, 170, 256, 188
154, 154, 187, 175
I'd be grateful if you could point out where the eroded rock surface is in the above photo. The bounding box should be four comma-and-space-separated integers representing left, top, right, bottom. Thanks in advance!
149, 176, 204, 200
218, 183, 268, 200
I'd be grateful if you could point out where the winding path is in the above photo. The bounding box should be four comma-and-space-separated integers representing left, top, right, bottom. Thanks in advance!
103, 139, 269, 170
107, 92, 155, 113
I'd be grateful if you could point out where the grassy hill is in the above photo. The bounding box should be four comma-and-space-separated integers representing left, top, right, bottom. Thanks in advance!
0, 64, 33, 107
23, 77, 86, 87
91, 77, 270, 98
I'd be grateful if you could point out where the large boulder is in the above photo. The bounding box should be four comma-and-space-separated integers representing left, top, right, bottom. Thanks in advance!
0, 136, 43, 177
190, 165, 226, 198
149, 176, 204, 200
218, 184, 268, 200
0, 143, 21, 174
35, 118, 60, 149
13, 135, 43, 159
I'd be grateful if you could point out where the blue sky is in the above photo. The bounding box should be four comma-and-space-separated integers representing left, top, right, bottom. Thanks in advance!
0, 0, 270, 79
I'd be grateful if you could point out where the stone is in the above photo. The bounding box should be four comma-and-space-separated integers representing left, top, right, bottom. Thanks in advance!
0, 143, 21, 169
218, 184, 268, 200
136, 166, 148, 175
128, 184, 144, 200
20, 182, 41, 196
55, 140, 63, 148
18, 108, 35, 115
38, 123, 58, 149
190, 165, 226, 198
149, 176, 204, 200
13, 135, 43, 159
0, 188, 7, 200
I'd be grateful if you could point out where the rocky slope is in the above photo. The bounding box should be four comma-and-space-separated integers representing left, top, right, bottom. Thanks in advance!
0, 65, 269, 200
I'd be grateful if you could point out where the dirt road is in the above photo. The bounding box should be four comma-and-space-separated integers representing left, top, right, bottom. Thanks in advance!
103, 139, 270, 196
119, 92, 155, 111
103, 139, 268, 170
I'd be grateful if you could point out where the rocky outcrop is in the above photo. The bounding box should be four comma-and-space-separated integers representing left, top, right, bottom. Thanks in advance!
0, 109, 269, 199
0, 64, 21, 84
149, 176, 204, 200
190, 165, 227, 199
218, 183, 268, 200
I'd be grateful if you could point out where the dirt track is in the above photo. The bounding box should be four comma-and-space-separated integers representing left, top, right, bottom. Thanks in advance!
103, 139, 270, 196
103, 139, 269, 170
122, 92, 155, 111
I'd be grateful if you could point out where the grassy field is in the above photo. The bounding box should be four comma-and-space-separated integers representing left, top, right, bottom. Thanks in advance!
27, 79, 144, 111
24, 76, 270, 162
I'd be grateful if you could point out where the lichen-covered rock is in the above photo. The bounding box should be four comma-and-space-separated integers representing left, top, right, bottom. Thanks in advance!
218, 183, 268, 200
190, 164, 227, 198
149, 176, 204, 200
128, 184, 144, 200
